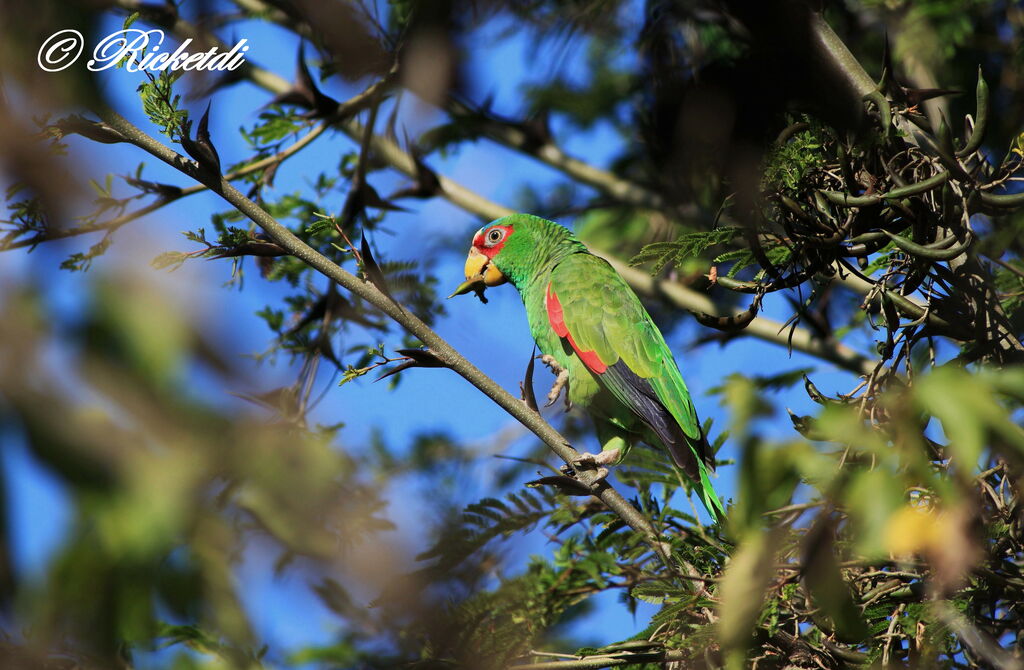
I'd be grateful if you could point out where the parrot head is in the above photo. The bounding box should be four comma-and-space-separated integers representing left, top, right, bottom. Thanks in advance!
449, 214, 585, 301
448, 220, 516, 301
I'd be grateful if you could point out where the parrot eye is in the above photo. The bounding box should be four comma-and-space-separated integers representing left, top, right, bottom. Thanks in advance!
487, 228, 504, 245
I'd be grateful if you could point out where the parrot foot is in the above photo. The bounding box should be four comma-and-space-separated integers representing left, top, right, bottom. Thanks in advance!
539, 355, 571, 410
573, 449, 619, 470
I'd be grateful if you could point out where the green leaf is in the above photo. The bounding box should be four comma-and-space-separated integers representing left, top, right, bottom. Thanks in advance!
151, 250, 189, 271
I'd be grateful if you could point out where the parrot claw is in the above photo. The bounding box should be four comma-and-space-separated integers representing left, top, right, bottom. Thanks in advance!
545, 369, 569, 407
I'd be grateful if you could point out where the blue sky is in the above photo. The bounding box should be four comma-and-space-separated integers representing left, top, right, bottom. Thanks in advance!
0, 3, 876, 664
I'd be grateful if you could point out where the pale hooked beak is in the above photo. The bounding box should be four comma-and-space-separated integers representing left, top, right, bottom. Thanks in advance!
448, 246, 507, 300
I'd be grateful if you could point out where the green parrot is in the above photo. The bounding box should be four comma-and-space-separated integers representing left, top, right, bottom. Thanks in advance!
452, 213, 724, 520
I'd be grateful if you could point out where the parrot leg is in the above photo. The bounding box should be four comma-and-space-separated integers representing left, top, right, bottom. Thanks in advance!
571, 420, 635, 480
539, 354, 570, 409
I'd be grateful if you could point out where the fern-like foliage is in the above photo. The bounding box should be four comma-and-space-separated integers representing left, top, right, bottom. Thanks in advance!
417, 490, 558, 571
629, 227, 741, 274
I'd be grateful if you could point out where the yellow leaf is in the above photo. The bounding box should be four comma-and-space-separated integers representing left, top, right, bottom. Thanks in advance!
884, 505, 940, 557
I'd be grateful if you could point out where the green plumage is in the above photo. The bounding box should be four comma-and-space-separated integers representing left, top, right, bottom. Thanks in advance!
470, 214, 724, 520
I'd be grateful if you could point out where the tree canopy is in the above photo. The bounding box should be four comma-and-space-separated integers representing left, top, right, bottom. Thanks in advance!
2, 1, 1024, 668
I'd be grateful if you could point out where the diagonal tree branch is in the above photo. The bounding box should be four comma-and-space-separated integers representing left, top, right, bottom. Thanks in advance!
97, 107, 675, 564
1, 120, 328, 253
443, 97, 668, 210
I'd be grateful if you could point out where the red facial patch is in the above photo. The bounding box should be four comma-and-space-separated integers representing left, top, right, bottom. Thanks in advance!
545, 284, 608, 374
472, 224, 514, 259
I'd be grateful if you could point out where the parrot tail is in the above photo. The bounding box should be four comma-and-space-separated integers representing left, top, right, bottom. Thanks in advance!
670, 426, 725, 522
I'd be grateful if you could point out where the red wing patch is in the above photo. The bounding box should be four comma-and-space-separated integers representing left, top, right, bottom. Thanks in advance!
545, 284, 608, 374
545, 283, 568, 337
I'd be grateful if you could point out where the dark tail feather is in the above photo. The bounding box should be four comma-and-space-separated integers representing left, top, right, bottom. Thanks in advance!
663, 424, 701, 480
663, 421, 714, 477
605, 361, 723, 519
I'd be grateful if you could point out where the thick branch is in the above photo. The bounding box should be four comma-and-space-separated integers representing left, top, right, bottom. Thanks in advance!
807, 12, 878, 98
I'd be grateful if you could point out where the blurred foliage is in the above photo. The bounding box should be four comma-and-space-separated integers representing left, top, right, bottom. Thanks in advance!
1, 0, 1024, 669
